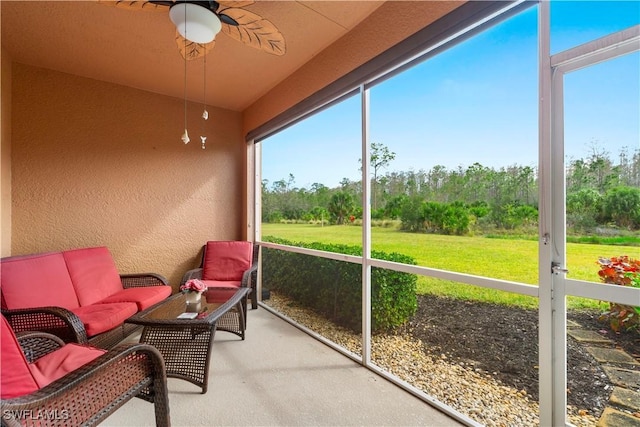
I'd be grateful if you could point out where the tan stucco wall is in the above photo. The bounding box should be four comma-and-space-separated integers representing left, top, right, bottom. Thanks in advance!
1, 47, 12, 257
4, 1, 464, 285
10, 63, 244, 288
242, 1, 463, 136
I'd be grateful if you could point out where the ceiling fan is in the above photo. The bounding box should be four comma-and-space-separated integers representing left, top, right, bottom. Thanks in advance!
104, 1, 286, 60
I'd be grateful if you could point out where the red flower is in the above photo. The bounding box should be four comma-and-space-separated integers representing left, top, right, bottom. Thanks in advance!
596, 255, 640, 333
597, 256, 640, 286
180, 279, 207, 293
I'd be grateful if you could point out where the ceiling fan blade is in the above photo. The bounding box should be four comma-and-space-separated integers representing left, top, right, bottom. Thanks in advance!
220, 8, 286, 56
175, 32, 216, 61
216, 1, 255, 9
147, 0, 175, 5
218, 13, 240, 26
100, 0, 169, 11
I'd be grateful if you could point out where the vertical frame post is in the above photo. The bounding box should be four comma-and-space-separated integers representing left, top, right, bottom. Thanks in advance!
537, 2, 556, 425
361, 85, 372, 365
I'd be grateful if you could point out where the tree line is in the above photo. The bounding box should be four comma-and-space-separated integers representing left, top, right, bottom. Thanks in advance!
262, 143, 640, 235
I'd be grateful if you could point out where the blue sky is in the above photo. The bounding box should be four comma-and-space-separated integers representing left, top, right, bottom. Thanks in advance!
262, 1, 640, 190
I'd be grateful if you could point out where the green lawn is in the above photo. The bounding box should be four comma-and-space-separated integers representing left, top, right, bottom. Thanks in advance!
261, 223, 639, 310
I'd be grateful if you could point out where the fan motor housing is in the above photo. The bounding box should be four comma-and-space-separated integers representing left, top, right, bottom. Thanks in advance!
169, 2, 222, 44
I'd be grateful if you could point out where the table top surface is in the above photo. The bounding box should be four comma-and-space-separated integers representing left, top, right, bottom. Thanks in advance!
125, 287, 251, 327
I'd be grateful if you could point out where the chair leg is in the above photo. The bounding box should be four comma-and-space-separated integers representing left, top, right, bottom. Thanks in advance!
251, 288, 258, 309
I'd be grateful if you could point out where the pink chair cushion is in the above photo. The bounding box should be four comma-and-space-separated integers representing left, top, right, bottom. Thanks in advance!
201, 280, 241, 288
205, 287, 239, 303
99, 286, 172, 311
1, 315, 40, 399
202, 241, 252, 282
70, 303, 137, 337
63, 247, 124, 306
0, 252, 80, 310
30, 343, 105, 389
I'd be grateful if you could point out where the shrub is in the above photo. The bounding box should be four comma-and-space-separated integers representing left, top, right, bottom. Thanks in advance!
602, 186, 640, 230
261, 237, 417, 333
596, 255, 640, 333
328, 192, 355, 225
567, 188, 602, 232
264, 211, 283, 223
399, 196, 424, 232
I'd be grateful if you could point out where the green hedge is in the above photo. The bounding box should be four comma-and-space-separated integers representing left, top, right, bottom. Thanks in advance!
261, 236, 418, 333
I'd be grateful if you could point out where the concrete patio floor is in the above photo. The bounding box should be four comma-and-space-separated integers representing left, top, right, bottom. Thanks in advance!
103, 307, 462, 426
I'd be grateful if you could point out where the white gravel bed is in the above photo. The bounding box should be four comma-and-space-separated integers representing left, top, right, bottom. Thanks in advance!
264, 293, 597, 427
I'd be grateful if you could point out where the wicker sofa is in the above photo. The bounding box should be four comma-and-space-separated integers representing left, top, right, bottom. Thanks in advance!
0, 314, 170, 427
1, 247, 172, 349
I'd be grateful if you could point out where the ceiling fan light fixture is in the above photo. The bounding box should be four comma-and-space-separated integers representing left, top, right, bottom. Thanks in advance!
169, 3, 221, 44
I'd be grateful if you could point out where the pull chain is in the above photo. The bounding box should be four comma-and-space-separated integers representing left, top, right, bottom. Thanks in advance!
201, 52, 208, 149
181, 2, 190, 144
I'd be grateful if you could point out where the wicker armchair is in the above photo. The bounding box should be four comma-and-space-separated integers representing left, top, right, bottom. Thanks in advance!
1, 321, 170, 427
181, 241, 259, 310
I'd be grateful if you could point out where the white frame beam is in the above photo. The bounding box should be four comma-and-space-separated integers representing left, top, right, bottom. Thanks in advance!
253, 4, 640, 427
546, 14, 640, 427
537, 2, 556, 425
361, 85, 372, 366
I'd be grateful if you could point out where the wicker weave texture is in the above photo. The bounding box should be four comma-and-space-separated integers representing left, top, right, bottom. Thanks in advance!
217, 308, 245, 339
121, 273, 169, 288
127, 288, 250, 394
15, 331, 65, 362
1, 308, 88, 344
1, 336, 170, 427
141, 325, 215, 393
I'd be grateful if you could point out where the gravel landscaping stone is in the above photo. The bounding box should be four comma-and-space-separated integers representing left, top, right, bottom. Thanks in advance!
264, 293, 606, 426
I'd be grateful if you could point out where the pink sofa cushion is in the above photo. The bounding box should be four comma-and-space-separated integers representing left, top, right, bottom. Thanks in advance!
0, 252, 79, 310
30, 343, 105, 389
63, 247, 124, 306
202, 241, 252, 282
71, 303, 137, 337
99, 286, 172, 311
1, 316, 40, 399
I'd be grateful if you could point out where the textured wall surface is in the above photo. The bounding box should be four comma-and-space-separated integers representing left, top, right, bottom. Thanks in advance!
3, 1, 464, 282
10, 64, 244, 288
1, 48, 12, 257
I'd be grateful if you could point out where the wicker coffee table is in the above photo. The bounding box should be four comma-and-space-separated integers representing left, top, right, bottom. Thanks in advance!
125, 287, 251, 393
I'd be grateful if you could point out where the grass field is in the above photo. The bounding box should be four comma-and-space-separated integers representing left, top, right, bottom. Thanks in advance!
261, 223, 639, 310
